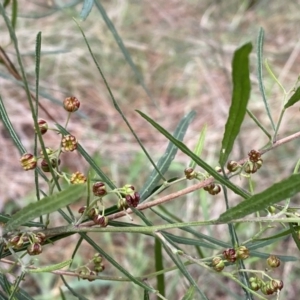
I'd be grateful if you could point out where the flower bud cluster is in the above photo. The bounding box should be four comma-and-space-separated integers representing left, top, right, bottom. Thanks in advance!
243, 149, 263, 174
118, 185, 140, 209
20, 97, 81, 178
92, 253, 105, 273
204, 183, 221, 195
7, 232, 46, 256
250, 277, 283, 295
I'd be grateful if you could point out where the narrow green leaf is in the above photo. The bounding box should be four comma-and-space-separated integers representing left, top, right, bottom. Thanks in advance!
189, 124, 207, 169
246, 109, 271, 140
257, 27, 275, 130
5, 184, 86, 233
162, 245, 208, 300
60, 275, 89, 300
0, 213, 43, 228
140, 111, 196, 201
59, 288, 67, 300
143, 289, 150, 300
249, 251, 297, 262
219, 173, 300, 222
247, 237, 285, 250
0, 94, 48, 182
163, 233, 218, 249
219, 42, 252, 167
80, 0, 94, 21
0, 274, 34, 300
284, 86, 300, 109
155, 239, 165, 298
153, 207, 230, 248
11, 0, 17, 29
93, 1, 156, 106
181, 286, 195, 300
0, 94, 25, 154
248, 228, 296, 243
137, 110, 250, 199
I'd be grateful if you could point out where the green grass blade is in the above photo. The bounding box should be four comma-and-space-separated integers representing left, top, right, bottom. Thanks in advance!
74, 19, 165, 181
189, 124, 207, 169
137, 110, 250, 199
284, 86, 300, 109
219, 42, 252, 167
155, 238, 165, 298
94, 0, 156, 106
219, 173, 300, 222
5, 184, 86, 233
140, 111, 196, 201
257, 28, 275, 131
80, 0, 94, 21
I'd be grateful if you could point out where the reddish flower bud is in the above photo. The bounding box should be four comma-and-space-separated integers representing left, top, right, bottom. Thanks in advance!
248, 149, 261, 163
78, 206, 87, 214
93, 215, 108, 227
88, 207, 99, 219
27, 243, 42, 256
208, 184, 221, 195
93, 182, 107, 196
184, 167, 196, 179
227, 160, 240, 172
223, 248, 237, 262
63, 96, 80, 112
41, 158, 60, 172
35, 119, 48, 135
20, 153, 37, 171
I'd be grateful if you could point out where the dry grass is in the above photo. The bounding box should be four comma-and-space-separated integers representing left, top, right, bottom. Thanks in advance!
1, 0, 300, 298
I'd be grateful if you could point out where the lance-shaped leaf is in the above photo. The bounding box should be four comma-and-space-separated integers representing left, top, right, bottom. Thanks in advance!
5, 184, 86, 233
219, 173, 300, 222
284, 86, 300, 109
137, 110, 250, 199
140, 111, 196, 201
219, 42, 252, 167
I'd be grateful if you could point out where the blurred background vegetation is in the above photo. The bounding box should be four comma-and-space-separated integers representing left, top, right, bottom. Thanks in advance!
1, 0, 300, 299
